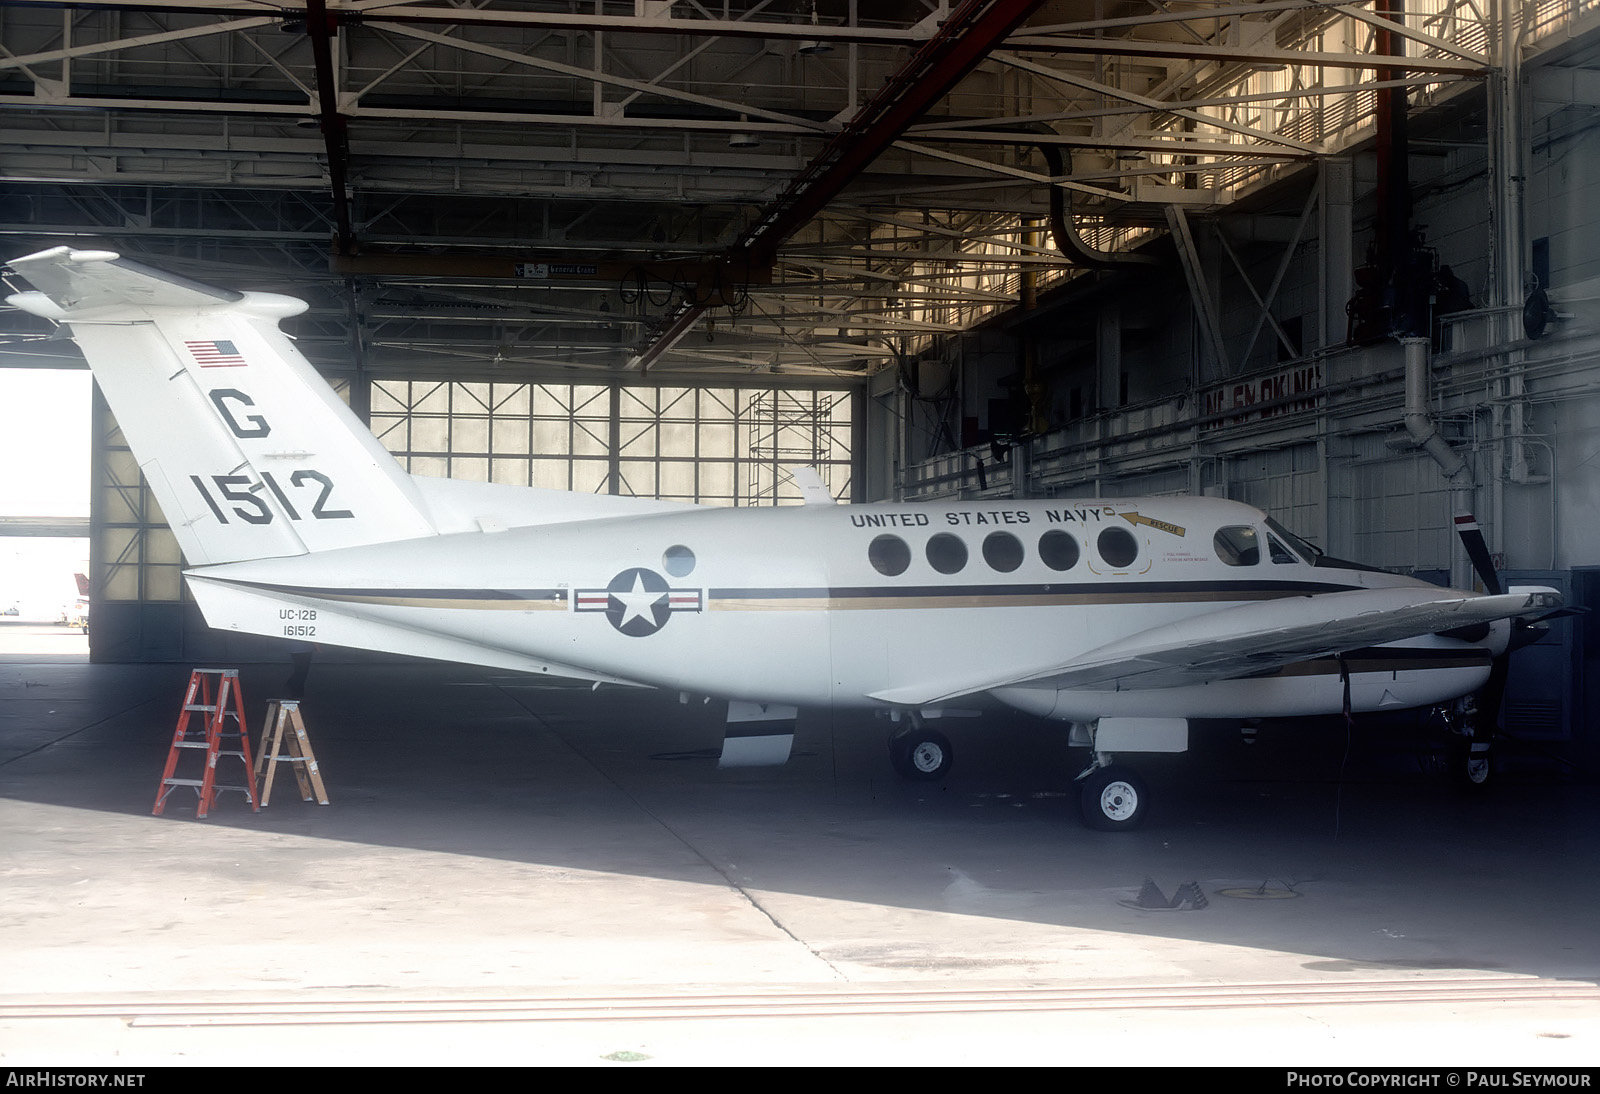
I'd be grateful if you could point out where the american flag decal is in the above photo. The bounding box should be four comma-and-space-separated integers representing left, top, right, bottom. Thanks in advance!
186, 339, 247, 367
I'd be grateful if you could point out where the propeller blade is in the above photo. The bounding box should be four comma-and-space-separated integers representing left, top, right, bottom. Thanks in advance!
1529, 606, 1589, 624
1506, 604, 1586, 652
1453, 511, 1503, 595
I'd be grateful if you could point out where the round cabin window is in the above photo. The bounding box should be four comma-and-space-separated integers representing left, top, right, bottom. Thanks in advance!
1038, 530, 1080, 572
868, 534, 911, 577
1097, 526, 1139, 568
982, 531, 1024, 573
662, 544, 696, 576
925, 533, 968, 575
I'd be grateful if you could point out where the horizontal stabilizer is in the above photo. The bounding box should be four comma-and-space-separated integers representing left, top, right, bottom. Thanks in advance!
7, 247, 242, 315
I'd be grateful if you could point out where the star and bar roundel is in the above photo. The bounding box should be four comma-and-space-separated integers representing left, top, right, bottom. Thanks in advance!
574, 568, 703, 637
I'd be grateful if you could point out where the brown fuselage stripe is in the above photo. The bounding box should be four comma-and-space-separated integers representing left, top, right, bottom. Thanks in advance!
209, 578, 1372, 614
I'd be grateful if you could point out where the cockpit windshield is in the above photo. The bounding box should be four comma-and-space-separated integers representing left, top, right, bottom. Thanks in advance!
1264, 517, 1321, 565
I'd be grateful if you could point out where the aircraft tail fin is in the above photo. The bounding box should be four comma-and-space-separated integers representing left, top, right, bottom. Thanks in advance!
7, 247, 436, 566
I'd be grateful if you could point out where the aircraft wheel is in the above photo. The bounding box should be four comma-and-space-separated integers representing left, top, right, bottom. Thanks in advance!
890, 728, 953, 782
1451, 741, 1493, 792
1080, 767, 1147, 831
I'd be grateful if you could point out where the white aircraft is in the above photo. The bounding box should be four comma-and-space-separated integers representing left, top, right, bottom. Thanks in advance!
5, 246, 1563, 828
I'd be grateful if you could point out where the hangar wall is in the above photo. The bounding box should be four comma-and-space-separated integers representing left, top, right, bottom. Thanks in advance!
893, 125, 1600, 575
883, 62, 1600, 763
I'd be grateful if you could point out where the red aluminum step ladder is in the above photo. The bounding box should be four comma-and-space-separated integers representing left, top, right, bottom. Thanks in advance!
153, 668, 260, 818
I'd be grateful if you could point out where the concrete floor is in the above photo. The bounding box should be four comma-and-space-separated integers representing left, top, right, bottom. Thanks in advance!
1, 627, 1597, 1066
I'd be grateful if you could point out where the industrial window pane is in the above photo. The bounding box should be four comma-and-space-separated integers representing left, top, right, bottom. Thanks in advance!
453, 416, 490, 451
412, 382, 450, 414
699, 461, 734, 499
491, 460, 531, 486
571, 460, 610, 494
145, 565, 183, 602
100, 483, 142, 524
102, 564, 140, 600
491, 417, 531, 455
572, 419, 610, 457
618, 460, 657, 496
532, 461, 571, 490
457, 382, 492, 412
699, 422, 735, 457
146, 528, 182, 565
492, 384, 530, 416
660, 462, 695, 497
145, 490, 169, 526
701, 391, 735, 421
369, 382, 407, 414
619, 421, 657, 456
411, 417, 449, 451
451, 457, 490, 482
660, 420, 696, 455
532, 418, 572, 456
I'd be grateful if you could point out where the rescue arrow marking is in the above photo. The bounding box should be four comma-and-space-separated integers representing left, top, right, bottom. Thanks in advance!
1120, 512, 1187, 537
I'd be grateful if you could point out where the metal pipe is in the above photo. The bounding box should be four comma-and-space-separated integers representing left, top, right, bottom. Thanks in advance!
1401, 335, 1475, 585
1403, 336, 1470, 489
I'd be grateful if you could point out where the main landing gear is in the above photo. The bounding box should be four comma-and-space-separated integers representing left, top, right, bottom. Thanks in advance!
1437, 696, 1495, 791
888, 718, 954, 781
881, 713, 1154, 830
1076, 755, 1148, 831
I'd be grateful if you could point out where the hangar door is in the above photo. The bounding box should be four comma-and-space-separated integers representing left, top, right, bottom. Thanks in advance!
368, 381, 853, 506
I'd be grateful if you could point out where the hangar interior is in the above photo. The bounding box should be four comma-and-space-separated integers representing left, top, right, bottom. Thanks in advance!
1, 0, 1598, 761
7, 3, 1600, 1062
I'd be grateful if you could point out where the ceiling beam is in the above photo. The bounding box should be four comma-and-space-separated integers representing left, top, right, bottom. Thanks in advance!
304, 0, 355, 254
627, 0, 1049, 372
1006, 33, 1484, 75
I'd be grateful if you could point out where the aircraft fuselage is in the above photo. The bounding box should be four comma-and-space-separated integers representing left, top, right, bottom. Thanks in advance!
186, 495, 1495, 720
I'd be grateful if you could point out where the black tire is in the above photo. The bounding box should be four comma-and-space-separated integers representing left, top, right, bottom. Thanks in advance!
1452, 740, 1493, 792
1079, 766, 1147, 831
890, 728, 954, 781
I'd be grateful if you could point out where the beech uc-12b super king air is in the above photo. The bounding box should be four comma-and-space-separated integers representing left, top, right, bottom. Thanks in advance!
5, 247, 1564, 829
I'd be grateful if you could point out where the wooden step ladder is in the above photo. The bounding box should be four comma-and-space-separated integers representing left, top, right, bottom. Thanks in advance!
154, 668, 260, 818
254, 700, 330, 807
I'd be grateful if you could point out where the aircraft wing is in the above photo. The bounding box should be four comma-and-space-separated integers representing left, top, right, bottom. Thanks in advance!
867, 587, 1560, 707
